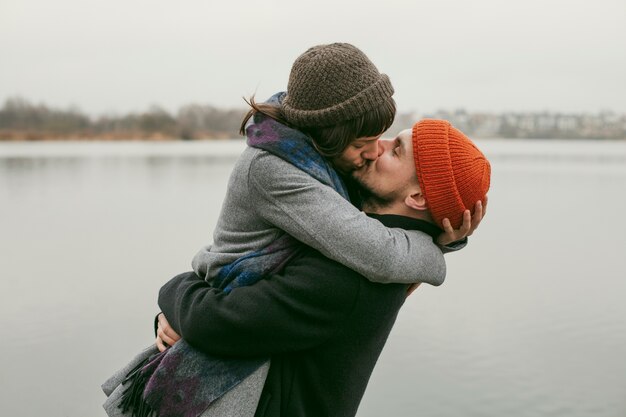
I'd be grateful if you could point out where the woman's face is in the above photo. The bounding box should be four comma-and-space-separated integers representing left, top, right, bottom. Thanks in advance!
331, 134, 383, 173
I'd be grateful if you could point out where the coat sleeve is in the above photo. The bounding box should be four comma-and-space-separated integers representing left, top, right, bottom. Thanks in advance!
158, 262, 360, 357
248, 151, 446, 286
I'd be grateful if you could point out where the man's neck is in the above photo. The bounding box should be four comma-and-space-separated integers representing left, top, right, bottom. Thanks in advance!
362, 201, 433, 224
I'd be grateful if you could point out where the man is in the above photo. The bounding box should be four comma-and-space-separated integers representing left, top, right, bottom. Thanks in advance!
155, 119, 491, 417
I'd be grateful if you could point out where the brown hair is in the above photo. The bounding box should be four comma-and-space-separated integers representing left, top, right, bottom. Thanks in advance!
239, 95, 396, 159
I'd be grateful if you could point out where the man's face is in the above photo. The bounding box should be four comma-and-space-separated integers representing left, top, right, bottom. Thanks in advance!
331, 134, 383, 173
351, 129, 418, 202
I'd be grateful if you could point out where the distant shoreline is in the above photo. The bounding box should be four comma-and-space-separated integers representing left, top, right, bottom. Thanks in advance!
2, 97, 625, 141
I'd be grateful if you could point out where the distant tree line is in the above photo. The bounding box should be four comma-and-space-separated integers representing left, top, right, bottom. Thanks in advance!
0, 97, 247, 141
1, 97, 625, 141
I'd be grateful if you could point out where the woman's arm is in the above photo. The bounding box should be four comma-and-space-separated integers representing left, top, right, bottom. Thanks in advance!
248, 151, 446, 285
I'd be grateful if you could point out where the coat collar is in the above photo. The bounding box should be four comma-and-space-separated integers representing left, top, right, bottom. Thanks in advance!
366, 213, 442, 240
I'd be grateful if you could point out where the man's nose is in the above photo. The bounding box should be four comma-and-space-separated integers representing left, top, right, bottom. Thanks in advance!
361, 141, 382, 161
376, 138, 395, 156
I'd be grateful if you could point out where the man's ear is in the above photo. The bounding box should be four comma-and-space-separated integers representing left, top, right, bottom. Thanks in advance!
404, 192, 428, 211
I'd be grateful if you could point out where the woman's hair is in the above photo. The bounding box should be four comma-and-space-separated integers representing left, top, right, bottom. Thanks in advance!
239, 95, 396, 159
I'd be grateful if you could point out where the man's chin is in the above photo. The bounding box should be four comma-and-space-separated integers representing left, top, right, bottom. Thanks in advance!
350, 172, 374, 194
356, 183, 393, 210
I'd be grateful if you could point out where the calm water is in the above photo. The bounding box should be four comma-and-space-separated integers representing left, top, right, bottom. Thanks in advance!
1, 139, 626, 417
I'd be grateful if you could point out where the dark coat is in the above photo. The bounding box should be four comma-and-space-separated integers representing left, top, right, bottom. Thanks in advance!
158, 214, 441, 417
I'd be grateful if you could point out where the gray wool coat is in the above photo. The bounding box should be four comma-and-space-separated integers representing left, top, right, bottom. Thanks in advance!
192, 146, 448, 286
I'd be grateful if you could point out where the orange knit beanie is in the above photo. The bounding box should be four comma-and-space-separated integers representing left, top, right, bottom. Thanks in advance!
412, 119, 491, 229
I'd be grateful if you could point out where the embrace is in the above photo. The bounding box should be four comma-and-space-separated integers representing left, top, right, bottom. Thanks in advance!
102, 42, 491, 417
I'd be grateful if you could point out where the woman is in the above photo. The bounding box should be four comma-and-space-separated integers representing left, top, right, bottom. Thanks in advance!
190, 43, 463, 291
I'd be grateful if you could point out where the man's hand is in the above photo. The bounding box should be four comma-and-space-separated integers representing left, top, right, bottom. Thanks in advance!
436, 197, 488, 246
156, 313, 181, 352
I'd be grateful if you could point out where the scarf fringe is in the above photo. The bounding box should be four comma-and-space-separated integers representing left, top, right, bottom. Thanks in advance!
118, 355, 157, 417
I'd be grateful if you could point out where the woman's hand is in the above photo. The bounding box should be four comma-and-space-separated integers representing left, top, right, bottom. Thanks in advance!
436, 196, 488, 246
155, 313, 181, 352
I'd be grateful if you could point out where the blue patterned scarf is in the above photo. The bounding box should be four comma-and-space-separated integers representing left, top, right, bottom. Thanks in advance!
118, 93, 349, 417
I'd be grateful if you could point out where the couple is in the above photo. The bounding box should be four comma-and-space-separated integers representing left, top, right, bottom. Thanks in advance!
102, 43, 491, 417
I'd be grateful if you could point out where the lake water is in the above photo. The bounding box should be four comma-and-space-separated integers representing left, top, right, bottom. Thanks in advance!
1, 139, 626, 417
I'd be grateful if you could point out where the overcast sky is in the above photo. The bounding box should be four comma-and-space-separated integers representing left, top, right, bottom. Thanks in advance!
1, 0, 625, 115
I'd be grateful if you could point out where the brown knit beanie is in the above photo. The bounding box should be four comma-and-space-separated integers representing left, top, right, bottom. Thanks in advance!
282, 43, 394, 127
412, 119, 491, 229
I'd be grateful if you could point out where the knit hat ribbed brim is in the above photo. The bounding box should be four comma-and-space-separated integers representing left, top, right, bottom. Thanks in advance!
412, 120, 491, 229
281, 43, 394, 127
